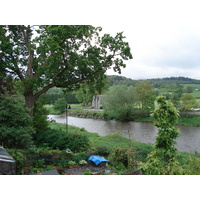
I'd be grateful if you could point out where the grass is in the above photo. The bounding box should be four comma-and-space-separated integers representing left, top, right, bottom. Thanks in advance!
49, 121, 153, 162
44, 104, 62, 115
179, 114, 200, 127
6, 120, 200, 175
49, 121, 200, 165
46, 102, 200, 127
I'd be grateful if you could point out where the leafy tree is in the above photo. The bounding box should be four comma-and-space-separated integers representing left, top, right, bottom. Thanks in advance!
45, 87, 65, 104
0, 75, 15, 97
170, 93, 180, 109
180, 93, 200, 112
0, 25, 132, 115
135, 81, 156, 111
102, 85, 137, 120
75, 83, 95, 106
183, 86, 193, 93
141, 96, 183, 175
0, 94, 34, 149
45, 87, 79, 104
75, 79, 109, 106
54, 97, 67, 113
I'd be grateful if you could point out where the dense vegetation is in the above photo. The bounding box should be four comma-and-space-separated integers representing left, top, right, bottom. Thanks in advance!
7, 121, 200, 175
1, 25, 200, 175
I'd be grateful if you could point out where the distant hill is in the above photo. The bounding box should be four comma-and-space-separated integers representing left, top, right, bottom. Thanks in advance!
147, 76, 200, 85
107, 75, 200, 87
107, 75, 137, 86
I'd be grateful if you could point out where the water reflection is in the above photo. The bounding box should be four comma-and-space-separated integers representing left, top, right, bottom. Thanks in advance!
48, 115, 200, 153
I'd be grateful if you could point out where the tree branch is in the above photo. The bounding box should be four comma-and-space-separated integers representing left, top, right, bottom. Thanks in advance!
34, 82, 55, 100
55, 69, 102, 88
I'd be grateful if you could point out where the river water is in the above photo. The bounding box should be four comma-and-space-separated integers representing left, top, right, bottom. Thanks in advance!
48, 114, 200, 153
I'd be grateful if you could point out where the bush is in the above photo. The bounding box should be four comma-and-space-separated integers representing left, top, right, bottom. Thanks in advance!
54, 98, 66, 114
8, 150, 26, 174
34, 128, 90, 152
183, 156, 200, 175
94, 146, 110, 156
0, 94, 34, 149
109, 147, 136, 169
34, 128, 67, 150
66, 132, 90, 152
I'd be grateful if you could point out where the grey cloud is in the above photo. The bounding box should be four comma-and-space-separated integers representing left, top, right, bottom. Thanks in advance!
149, 34, 200, 69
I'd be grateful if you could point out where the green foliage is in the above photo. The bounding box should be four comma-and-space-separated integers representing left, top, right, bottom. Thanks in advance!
109, 147, 136, 170
180, 93, 200, 111
94, 146, 110, 156
0, 94, 34, 149
183, 156, 200, 175
83, 168, 92, 175
68, 160, 76, 166
0, 25, 132, 113
45, 87, 79, 104
54, 97, 66, 114
9, 150, 26, 174
107, 75, 137, 86
103, 85, 137, 120
75, 79, 109, 106
34, 128, 90, 152
66, 132, 90, 152
71, 152, 89, 162
79, 160, 87, 165
34, 128, 68, 150
141, 96, 184, 175
135, 80, 156, 111
33, 97, 49, 133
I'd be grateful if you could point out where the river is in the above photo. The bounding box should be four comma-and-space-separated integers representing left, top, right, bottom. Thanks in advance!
48, 114, 200, 153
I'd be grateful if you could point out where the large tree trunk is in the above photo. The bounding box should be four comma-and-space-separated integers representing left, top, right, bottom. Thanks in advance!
24, 92, 35, 116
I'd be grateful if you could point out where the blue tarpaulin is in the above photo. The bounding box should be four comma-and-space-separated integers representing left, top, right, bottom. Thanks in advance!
88, 156, 108, 165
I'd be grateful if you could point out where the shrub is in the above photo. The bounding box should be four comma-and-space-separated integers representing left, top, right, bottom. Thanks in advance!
68, 160, 76, 166
94, 146, 110, 156
79, 160, 87, 165
0, 94, 34, 149
34, 128, 90, 152
54, 98, 66, 114
66, 132, 90, 152
183, 156, 200, 175
109, 147, 136, 169
8, 150, 26, 174
83, 168, 92, 175
34, 128, 68, 150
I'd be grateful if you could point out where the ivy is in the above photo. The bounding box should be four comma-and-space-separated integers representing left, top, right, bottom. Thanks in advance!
141, 96, 184, 175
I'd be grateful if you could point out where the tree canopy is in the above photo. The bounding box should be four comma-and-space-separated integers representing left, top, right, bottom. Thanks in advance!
102, 85, 137, 120
0, 25, 132, 114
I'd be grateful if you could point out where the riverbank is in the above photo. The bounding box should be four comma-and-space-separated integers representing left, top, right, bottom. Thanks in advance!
6, 121, 200, 175
50, 122, 200, 174
67, 109, 200, 127
45, 104, 200, 127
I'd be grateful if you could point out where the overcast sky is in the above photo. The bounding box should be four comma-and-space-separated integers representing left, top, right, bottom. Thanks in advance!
99, 0, 200, 80
3, 0, 200, 80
